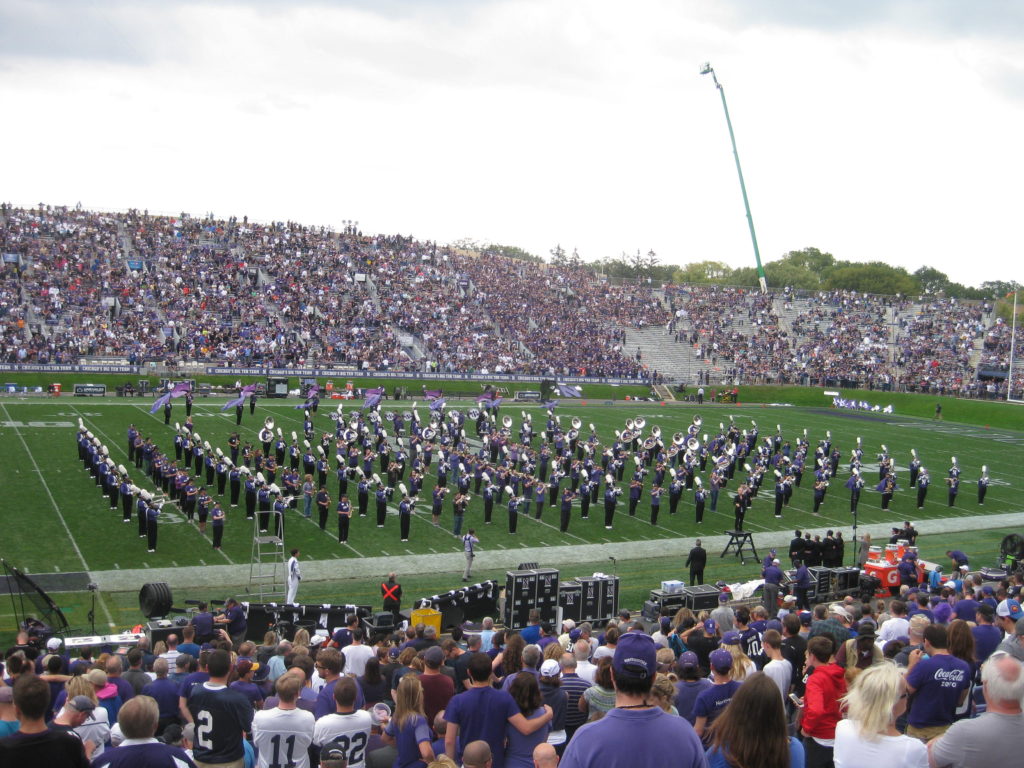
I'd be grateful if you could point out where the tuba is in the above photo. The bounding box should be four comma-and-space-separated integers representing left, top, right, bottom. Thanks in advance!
422, 427, 436, 441
634, 417, 646, 431
571, 416, 582, 431
384, 411, 396, 423
502, 415, 513, 429
687, 437, 700, 452
468, 408, 480, 420
692, 415, 702, 429
402, 410, 413, 422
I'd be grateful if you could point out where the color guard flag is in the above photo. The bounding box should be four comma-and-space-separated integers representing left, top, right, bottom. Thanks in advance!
556, 383, 582, 398
362, 387, 386, 410
221, 384, 257, 411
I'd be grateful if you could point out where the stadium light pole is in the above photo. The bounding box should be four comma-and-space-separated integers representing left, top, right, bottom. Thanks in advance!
700, 62, 768, 294
1009, 290, 1018, 402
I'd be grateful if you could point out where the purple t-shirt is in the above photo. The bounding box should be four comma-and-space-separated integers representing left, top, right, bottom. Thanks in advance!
906, 654, 972, 728
972, 624, 1003, 664
229, 679, 263, 708
693, 680, 743, 730
505, 708, 549, 768
178, 670, 210, 700
385, 713, 432, 768
444, 685, 519, 768
91, 740, 195, 768
560, 707, 705, 768
673, 678, 712, 724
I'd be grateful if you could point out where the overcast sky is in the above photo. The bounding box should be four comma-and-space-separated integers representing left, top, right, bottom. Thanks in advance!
2, 0, 1022, 287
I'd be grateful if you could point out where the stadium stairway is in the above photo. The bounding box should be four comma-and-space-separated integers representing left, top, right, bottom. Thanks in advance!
622, 326, 695, 383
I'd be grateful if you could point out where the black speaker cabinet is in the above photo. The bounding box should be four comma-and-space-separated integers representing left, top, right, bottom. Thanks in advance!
558, 582, 583, 623
648, 589, 686, 615
682, 584, 721, 611
809, 567, 833, 598
833, 567, 860, 592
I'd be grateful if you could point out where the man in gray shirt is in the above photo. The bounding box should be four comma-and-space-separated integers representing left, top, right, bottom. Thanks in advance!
710, 593, 734, 634
927, 652, 1024, 767
994, 616, 1024, 662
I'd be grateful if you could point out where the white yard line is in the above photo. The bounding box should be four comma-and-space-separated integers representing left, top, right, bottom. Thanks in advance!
1, 403, 115, 627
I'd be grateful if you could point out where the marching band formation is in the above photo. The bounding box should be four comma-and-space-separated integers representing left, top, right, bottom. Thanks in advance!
72, 394, 998, 556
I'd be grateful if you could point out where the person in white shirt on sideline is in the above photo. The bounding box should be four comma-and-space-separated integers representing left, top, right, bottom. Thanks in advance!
286, 548, 302, 604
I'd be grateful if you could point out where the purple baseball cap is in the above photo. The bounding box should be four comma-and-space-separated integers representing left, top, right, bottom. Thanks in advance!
612, 631, 657, 680
720, 631, 742, 646
703, 618, 717, 634
678, 651, 699, 670
709, 648, 733, 671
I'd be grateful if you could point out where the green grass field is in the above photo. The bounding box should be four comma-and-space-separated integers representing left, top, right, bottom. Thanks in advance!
1, 392, 1021, 637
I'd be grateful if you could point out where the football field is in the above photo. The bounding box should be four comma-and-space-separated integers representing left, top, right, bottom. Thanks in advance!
1, 395, 1021, 581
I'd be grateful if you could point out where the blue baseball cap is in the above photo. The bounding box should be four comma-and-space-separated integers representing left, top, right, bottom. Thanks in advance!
997, 599, 1024, 622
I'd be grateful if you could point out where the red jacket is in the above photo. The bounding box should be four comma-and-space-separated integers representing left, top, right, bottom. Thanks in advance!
802, 663, 846, 739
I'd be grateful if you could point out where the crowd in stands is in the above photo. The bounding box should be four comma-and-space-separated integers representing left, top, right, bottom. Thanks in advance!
2, 204, 1020, 397
2, 563, 1022, 767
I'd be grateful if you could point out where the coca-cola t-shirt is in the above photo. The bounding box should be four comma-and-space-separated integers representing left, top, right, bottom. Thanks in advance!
905, 654, 972, 728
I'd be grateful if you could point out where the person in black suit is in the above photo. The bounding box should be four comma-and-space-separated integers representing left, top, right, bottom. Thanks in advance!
686, 539, 707, 585
789, 530, 803, 568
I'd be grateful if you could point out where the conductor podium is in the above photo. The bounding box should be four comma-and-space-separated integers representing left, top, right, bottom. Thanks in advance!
720, 530, 759, 564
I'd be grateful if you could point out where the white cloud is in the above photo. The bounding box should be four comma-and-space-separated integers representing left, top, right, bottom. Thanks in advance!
1, 0, 1022, 287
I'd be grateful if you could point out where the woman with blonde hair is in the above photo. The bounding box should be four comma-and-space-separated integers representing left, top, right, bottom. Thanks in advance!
543, 641, 564, 662
62, 674, 111, 758
833, 661, 928, 767
720, 633, 756, 681
292, 627, 311, 648
648, 673, 678, 715
382, 674, 434, 768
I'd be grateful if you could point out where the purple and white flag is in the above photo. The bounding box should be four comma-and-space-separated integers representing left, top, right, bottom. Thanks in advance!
221, 384, 257, 411
362, 387, 386, 410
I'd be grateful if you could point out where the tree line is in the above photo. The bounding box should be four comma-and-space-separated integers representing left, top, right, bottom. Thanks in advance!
457, 239, 1019, 301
